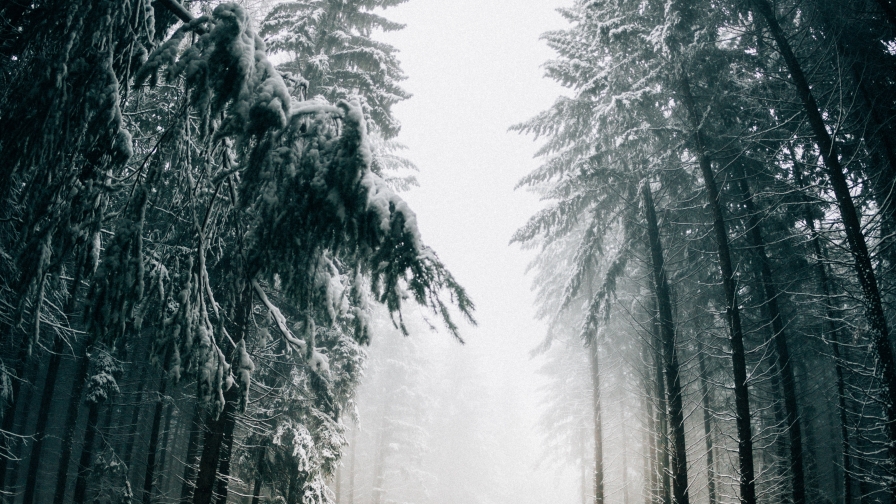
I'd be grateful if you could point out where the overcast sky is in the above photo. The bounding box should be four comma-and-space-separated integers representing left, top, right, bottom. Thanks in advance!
375, 1, 577, 502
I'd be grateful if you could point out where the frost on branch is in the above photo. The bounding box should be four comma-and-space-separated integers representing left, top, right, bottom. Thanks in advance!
136, 3, 291, 138
245, 98, 475, 341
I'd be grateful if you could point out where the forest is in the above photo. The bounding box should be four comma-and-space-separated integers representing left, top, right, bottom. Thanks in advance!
1, 0, 896, 503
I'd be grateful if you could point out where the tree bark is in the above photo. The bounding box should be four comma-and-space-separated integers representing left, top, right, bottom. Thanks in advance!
696, 339, 717, 504
792, 156, 854, 503
588, 341, 605, 504
21, 333, 64, 504
142, 374, 168, 504
72, 398, 102, 504
0, 333, 31, 494
53, 342, 92, 504
643, 337, 659, 504
736, 175, 805, 504
180, 400, 203, 504
349, 420, 357, 504
654, 307, 670, 504
213, 401, 237, 504
191, 386, 238, 504
751, 3, 896, 498
678, 70, 756, 504
641, 182, 690, 504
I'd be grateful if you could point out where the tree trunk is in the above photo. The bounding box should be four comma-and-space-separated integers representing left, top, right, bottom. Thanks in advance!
213, 401, 237, 504
251, 448, 265, 504
750, 3, 896, 499
192, 386, 238, 504
180, 400, 203, 504
72, 398, 102, 504
53, 342, 93, 504
678, 70, 756, 504
286, 468, 306, 504
792, 156, 854, 503
697, 339, 717, 504
156, 400, 176, 496
588, 341, 605, 504
654, 309, 670, 504
736, 175, 805, 504
643, 337, 659, 504
142, 374, 168, 504
251, 477, 263, 504
641, 182, 690, 504
21, 333, 64, 504
349, 420, 357, 504
123, 365, 148, 475
0, 333, 31, 493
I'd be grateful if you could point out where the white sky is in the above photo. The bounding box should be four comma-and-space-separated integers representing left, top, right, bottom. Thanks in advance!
376, 1, 577, 502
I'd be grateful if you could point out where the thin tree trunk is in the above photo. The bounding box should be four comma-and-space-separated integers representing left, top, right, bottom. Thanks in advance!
192, 386, 238, 504
123, 365, 148, 475
583, 425, 590, 504
53, 341, 93, 504
678, 70, 756, 504
697, 339, 717, 504
371, 398, 390, 504
736, 175, 805, 504
286, 468, 305, 504
622, 408, 630, 504
642, 182, 690, 504
0, 333, 31, 493
213, 402, 236, 504
142, 374, 168, 504
792, 155, 854, 503
251, 448, 265, 504
72, 398, 102, 504
349, 420, 357, 504
750, 4, 896, 499
156, 400, 176, 496
644, 337, 658, 504
180, 399, 203, 504
21, 334, 64, 504
654, 304, 670, 504
588, 341, 605, 504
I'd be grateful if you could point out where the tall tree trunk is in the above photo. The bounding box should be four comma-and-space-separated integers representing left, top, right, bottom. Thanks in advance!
142, 374, 168, 504
123, 366, 148, 475
21, 264, 80, 503
588, 341, 605, 504
371, 397, 391, 504
0, 333, 31, 493
156, 400, 176, 496
792, 155, 855, 503
643, 337, 659, 504
622, 408, 630, 504
678, 70, 756, 504
213, 403, 237, 504
736, 176, 805, 504
72, 398, 102, 504
583, 424, 590, 504
286, 468, 306, 504
654, 309, 670, 504
53, 341, 93, 504
696, 339, 717, 504
191, 386, 238, 504
642, 182, 690, 504
251, 448, 265, 504
180, 399, 203, 504
750, 3, 896, 499
349, 420, 357, 504
21, 334, 64, 504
